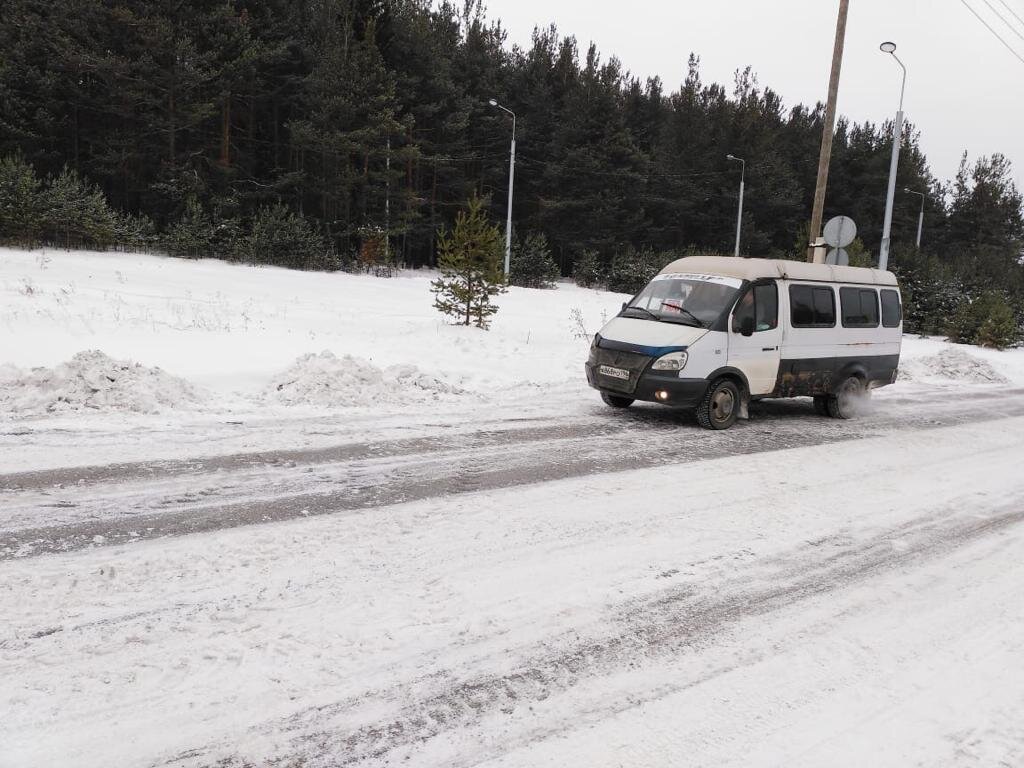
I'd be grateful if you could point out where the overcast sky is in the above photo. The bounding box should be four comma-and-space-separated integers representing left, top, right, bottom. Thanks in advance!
481, 0, 1024, 193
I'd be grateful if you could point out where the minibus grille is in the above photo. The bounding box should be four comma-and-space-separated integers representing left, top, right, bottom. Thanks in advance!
591, 347, 651, 394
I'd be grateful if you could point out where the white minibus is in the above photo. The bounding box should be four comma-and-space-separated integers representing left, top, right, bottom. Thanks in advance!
585, 256, 902, 429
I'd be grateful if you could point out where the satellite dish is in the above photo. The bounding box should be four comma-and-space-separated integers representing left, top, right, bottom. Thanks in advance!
826, 248, 849, 266
823, 216, 857, 249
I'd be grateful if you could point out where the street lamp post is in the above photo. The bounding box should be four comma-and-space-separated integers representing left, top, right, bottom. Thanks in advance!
878, 41, 906, 272
489, 99, 515, 278
726, 154, 745, 258
904, 187, 926, 249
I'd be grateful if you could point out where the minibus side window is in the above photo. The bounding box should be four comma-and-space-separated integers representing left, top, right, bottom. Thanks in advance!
754, 283, 778, 331
812, 287, 835, 325
732, 289, 754, 332
840, 287, 880, 327
731, 283, 778, 333
789, 284, 835, 328
880, 289, 902, 327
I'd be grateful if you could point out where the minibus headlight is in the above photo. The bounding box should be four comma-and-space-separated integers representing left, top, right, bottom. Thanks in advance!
651, 351, 688, 371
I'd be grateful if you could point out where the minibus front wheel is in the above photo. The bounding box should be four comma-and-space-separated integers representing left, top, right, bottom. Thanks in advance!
696, 378, 741, 430
601, 392, 635, 408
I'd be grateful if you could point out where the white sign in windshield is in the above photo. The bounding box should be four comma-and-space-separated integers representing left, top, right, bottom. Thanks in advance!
653, 272, 743, 289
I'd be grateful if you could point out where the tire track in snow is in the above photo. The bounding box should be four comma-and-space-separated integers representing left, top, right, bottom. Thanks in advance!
171, 503, 1024, 768
5, 391, 1024, 560
6, 387, 1022, 493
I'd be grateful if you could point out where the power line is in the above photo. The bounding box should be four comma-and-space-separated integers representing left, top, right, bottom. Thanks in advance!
959, 0, 1024, 64
996, 0, 1024, 29
980, 0, 1024, 42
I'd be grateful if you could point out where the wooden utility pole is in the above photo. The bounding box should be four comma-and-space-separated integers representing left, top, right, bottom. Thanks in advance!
807, 0, 850, 262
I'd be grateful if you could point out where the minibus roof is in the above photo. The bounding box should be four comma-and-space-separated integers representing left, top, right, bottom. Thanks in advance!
659, 256, 898, 287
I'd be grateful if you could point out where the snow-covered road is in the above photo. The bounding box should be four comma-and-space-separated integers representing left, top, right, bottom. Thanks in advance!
3, 400, 1024, 767
4, 248, 1024, 766
5, 386, 1024, 559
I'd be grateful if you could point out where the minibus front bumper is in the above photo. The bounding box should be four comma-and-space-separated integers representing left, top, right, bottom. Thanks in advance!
585, 344, 709, 407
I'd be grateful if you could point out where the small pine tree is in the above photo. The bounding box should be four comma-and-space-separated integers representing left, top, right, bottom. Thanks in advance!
605, 248, 641, 294
431, 196, 506, 329
844, 238, 873, 268
163, 198, 216, 258
357, 225, 391, 275
0, 154, 45, 245
116, 212, 157, 250
40, 167, 120, 249
234, 204, 327, 269
510, 232, 560, 288
948, 291, 1020, 349
605, 247, 664, 294
573, 249, 602, 288
975, 293, 1019, 349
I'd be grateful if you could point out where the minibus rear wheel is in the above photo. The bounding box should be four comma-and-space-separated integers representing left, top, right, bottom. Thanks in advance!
601, 392, 635, 408
697, 378, 741, 430
826, 376, 865, 419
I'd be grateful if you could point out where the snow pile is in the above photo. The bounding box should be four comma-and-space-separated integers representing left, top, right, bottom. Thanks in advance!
900, 347, 1009, 384
0, 351, 205, 416
266, 351, 462, 407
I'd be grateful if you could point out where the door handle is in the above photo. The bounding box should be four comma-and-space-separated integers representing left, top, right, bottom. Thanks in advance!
761, 346, 778, 351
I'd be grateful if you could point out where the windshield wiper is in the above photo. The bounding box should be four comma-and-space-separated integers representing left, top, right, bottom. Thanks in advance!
622, 303, 704, 328
621, 305, 661, 322
657, 301, 705, 328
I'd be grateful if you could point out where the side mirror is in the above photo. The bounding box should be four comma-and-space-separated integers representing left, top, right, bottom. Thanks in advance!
621, 302, 627, 312
740, 316, 755, 337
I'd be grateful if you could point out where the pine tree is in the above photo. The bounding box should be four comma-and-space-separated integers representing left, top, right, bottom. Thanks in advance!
573, 249, 601, 288
40, 166, 119, 249
976, 296, 1019, 349
605, 246, 665, 294
431, 196, 505, 328
1, 0, 1021, 283
0, 153, 44, 245
510, 232, 559, 288
163, 198, 217, 259
234, 204, 327, 269
947, 291, 1019, 349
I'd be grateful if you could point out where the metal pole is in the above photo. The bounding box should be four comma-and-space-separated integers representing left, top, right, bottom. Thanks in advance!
807, 0, 850, 262
505, 128, 515, 277
878, 48, 906, 272
916, 199, 923, 249
903, 189, 925, 250
736, 174, 744, 258
489, 100, 516, 277
726, 154, 745, 257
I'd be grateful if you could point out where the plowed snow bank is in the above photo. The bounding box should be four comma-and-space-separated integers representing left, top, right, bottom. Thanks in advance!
266, 351, 462, 407
0, 351, 204, 415
900, 347, 1009, 384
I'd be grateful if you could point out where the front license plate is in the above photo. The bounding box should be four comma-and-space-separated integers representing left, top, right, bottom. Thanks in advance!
599, 365, 630, 381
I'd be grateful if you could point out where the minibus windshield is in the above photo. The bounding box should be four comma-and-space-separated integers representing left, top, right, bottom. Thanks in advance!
622, 273, 743, 327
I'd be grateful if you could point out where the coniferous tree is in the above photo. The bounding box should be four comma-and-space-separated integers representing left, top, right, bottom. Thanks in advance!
510, 232, 559, 288
0, 153, 44, 245
235, 204, 327, 269
573, 249, 601, 288
431, 196, 505, 328
948, 291, 1020, 349
0, 0, 1020, 300
40, 166, 119, 248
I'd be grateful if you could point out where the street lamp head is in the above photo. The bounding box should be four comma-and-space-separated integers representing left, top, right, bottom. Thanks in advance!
488, 99, 498, 107
726, 154, 736, 160
879, 41, 897, 54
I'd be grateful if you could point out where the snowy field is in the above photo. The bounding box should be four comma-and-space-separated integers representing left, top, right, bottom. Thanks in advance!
2, 247, 1024, 767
